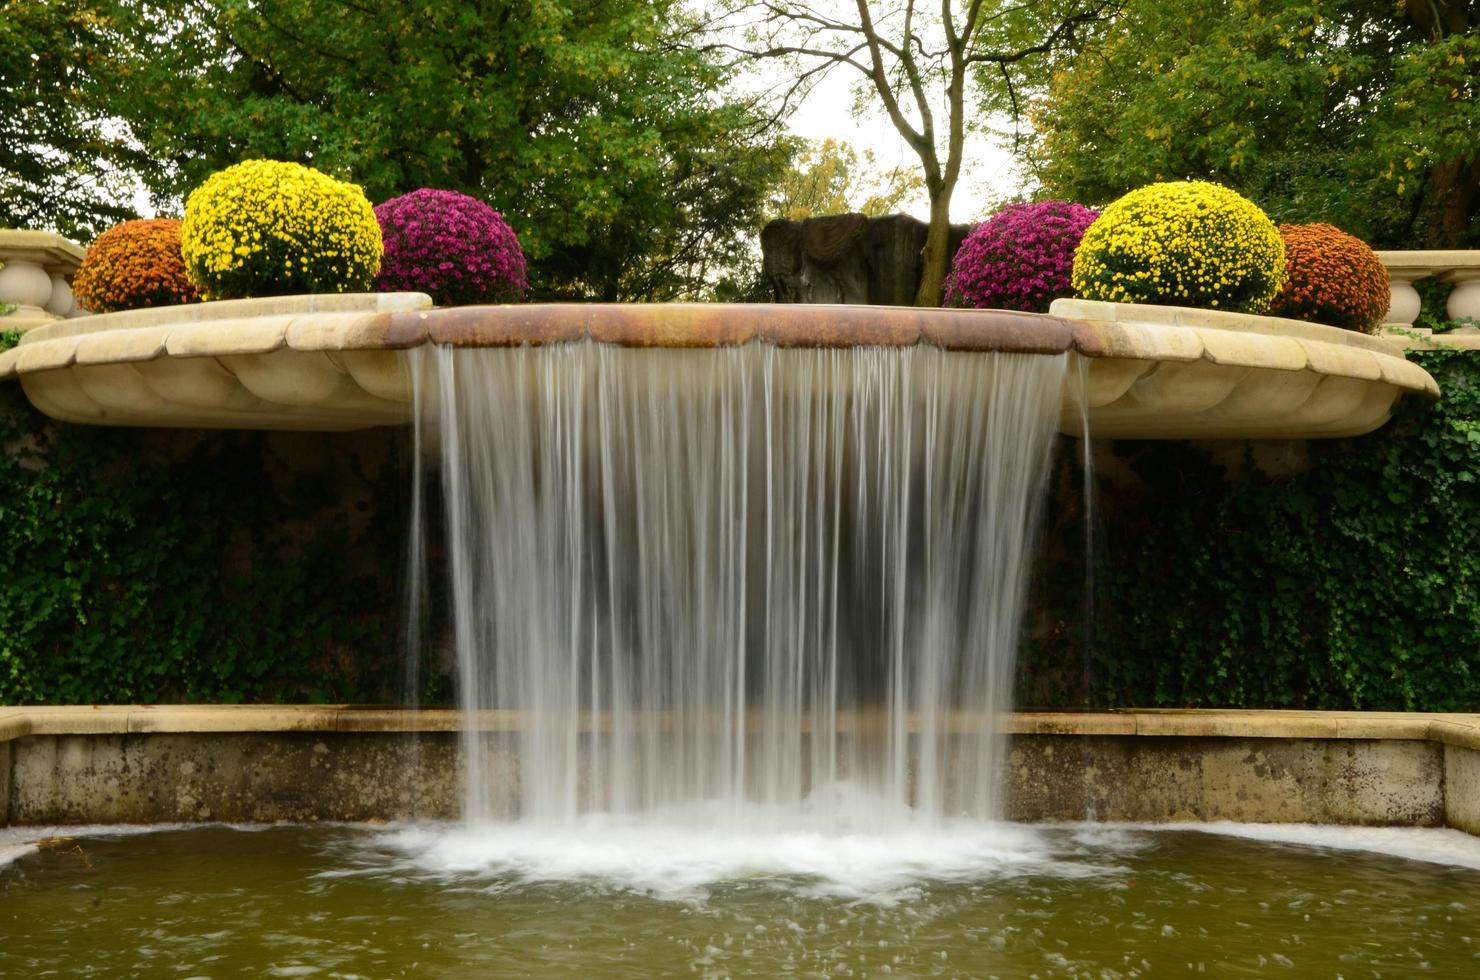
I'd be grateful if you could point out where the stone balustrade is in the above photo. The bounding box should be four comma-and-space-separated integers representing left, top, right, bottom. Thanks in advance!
1376, 250, 1480, 326
0, 229, 88, 331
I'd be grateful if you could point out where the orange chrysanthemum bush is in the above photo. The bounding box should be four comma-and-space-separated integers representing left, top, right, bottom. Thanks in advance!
73, 219, 201, 314
1268, 223, 1389, 332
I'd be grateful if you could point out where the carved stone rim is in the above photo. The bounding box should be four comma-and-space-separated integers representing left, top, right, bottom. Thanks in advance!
0, 297, 1444, 436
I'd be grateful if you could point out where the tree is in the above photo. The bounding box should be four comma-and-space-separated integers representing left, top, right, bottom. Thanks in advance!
90, 0, 791, 300
1023, 0, 1479, 248
0, 0, 153, 239
768, 138, 925, 220
719, 0, 1114, 305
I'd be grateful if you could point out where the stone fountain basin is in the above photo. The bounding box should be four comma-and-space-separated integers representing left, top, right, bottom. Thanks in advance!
0, 294, 1440, 438
1, 705, 1477, 832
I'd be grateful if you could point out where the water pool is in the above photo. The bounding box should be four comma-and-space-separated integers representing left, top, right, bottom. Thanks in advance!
4, 821, 1478, 977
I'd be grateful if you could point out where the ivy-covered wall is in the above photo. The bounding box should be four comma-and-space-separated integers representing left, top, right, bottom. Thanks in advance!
1, 340, 1475, 711
0, 377, 413, 705
1022, 347, 1480, 712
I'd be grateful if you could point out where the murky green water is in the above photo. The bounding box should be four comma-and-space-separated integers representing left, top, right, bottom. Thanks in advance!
3, 823, 1479, 978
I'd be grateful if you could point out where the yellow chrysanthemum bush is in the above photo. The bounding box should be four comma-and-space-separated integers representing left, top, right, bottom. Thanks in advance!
180, 160, 382, 300
1072, 181, 1286, 314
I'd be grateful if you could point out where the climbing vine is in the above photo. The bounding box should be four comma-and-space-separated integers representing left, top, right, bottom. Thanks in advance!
0, 369, 414, 705
1023, 345, 1480, 711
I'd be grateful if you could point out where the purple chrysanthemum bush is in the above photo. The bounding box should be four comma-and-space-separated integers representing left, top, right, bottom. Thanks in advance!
374, 188, 528, 305
944, 201, 1099, 312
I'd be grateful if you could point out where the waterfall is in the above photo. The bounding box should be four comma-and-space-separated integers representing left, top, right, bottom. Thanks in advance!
411, 340, 1066, 829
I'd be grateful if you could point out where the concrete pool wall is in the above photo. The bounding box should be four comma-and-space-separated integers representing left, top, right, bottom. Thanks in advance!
2, 707, 1477, 833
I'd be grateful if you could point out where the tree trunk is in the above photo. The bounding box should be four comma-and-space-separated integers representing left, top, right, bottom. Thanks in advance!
914, 190, 954, 307
1424, 158, 1479, 248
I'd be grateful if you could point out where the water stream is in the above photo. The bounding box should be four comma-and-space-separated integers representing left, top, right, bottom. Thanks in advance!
410, 342, 1067, 828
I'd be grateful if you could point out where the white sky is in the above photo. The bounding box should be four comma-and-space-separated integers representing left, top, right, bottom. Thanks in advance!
784, 64, 1029, 223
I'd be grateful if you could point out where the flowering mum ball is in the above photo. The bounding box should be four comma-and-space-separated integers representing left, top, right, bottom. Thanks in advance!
1267, 223, 1389, 332
374, 189, 527, 304
945, 201, 1098, 312
73, 219, 200, 313
1072, 181, 1286, 314
180, 160, 382, 300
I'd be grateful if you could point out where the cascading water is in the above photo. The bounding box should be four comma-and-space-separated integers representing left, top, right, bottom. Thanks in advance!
410, 340, 1066, 832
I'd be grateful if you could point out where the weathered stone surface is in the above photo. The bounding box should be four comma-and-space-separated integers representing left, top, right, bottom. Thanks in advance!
760, 213, 971, 306
1004, 735, 1444, 826
427, 304, 588, 347
1055, 299, 1438, 439
22, 292, 433, 344
0, 739, 11, 826
9, 733, 459, 824
1447, 745, 1480, 836
2, 707, 1476, 832
920, 310, 1079, 354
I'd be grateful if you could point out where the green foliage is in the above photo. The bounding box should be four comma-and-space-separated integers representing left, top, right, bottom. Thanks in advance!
1024, 0, 1478, 248
96, 0, 789, 302
767, 139, 924, 221
0, 390, 413, 705
0, 0, 156, 239
1023, 347, 1480, 711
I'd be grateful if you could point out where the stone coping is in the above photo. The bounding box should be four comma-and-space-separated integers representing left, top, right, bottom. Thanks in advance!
21, 291, 435, 343
0, 229, 86, 272
1375, 250, 1480, 276
5, 295, 1427, 363
1050, 298, 1408, 355
2, 705, 1477, 750
14, 300, 1099, 355
1381, 325, 1480, 352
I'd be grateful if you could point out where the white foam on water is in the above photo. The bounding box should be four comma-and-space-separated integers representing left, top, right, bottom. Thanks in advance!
1152, 820, 1480, 872
369, 813, 1074, 903
0, 842, 38, 869
356, 789, 1133, 903
0, 822, 189, 870
356, 814, 1480, 903
0, 821, 286, 871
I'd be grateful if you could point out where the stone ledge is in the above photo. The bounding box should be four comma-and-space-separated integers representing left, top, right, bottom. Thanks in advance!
1380, 326, 1480, 352
4, 707, 1477, 830
1053, 299, 1439, 438
0, 230, 86, 271
2, 705, 1475, 748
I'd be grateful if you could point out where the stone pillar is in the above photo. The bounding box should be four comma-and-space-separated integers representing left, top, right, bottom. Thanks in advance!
1444, 267, 1480, 323
1382, 269, 1425, 327
0, 230, 88, 332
